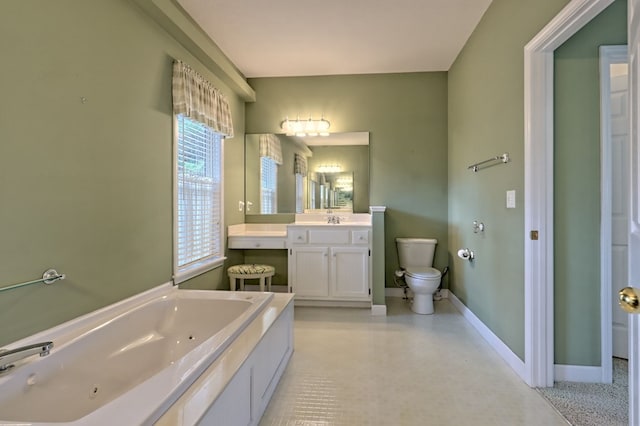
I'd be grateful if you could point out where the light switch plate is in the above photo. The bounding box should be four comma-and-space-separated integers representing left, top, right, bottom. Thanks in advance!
506, 190, 516, 208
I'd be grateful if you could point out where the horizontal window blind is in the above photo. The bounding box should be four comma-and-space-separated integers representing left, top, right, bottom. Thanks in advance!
177, 114, 222, 270
260, 156, 278, 214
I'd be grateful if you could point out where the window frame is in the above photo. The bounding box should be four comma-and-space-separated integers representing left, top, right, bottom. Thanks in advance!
260, 155, 278, 214
172, 114, 226, 284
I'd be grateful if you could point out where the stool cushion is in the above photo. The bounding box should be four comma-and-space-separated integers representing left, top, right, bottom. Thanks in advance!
228, 264, 275, 275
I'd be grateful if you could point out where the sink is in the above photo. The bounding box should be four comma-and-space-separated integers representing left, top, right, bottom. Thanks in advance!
292, 213, 372, 226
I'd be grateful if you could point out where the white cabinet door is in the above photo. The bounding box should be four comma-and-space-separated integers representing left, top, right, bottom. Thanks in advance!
290, 247, 329, 297
330, 247, 369, 298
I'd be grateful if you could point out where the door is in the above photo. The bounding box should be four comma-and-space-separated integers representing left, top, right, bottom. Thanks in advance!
330, 247, 369, 299
611, 59, 631, 359
625, 1, 640, 423
290, 247, 329, 297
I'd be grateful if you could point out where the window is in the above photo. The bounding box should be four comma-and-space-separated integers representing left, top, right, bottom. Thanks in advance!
295, 173, 305, 213
309, 179, 316, 210
171, 60, 233, 284
174, 114, 224, 283
293, 153, 307, 213
260, 156, 278, 214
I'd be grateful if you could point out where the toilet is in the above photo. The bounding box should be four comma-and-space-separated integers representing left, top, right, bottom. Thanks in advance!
396, 238, 442, 314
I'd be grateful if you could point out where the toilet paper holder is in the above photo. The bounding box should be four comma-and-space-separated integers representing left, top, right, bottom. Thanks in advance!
457, 248, 475, 261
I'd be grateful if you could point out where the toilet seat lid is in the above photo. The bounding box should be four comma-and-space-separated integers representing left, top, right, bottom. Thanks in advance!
405, 267, 441, 279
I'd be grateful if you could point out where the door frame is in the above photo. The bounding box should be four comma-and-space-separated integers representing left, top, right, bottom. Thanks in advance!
600, 44, 629, 383
523, 0, 615, 387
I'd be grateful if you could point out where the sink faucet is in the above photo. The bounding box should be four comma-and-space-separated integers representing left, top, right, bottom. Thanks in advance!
327, 215, 341, 224
0, 341, 53, 372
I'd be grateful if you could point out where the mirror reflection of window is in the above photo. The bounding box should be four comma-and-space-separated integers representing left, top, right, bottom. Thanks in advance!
259, 134, 283, 214
320, 184, 326, 209
309, 180, 316, 210
260, 156, 277, 214
294, 153, 308, 214
295, 173, 305, 213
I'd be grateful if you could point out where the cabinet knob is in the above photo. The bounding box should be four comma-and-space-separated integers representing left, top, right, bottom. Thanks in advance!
255, 243, 261, 248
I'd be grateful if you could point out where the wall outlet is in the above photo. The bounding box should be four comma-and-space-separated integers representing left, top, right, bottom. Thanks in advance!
506, 190, 516, 208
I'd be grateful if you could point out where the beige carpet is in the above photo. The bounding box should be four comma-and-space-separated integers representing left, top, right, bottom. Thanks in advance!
538, 358, 628, 426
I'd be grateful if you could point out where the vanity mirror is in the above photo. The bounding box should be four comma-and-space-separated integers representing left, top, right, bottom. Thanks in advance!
245, 132, 369, 215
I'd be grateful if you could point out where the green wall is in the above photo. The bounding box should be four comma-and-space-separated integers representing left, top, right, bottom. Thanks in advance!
554, 0, 627, 366
448, 0, 570, 360
245, 74, 449, 286
0, 0, 246, 345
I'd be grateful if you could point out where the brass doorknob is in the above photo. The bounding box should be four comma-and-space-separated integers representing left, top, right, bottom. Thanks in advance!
619, 287, 640, 313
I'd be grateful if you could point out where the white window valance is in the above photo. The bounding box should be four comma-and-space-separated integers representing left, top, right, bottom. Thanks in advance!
294, 153, 308, 175
259, 134, 283, 165
172, 60, 234, 137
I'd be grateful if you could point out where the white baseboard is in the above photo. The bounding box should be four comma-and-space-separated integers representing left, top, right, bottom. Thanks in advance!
448, 291, 526, 381
554, 364, 604, 383
387, 289, 604, 384
371, 305, 387, 316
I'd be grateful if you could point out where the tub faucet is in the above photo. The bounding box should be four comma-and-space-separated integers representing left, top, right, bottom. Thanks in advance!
0, 341, 53, 372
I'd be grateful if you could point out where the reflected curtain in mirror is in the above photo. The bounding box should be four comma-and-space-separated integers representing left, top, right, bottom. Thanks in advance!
294, 154, 308, 213
259, 134, 282, 214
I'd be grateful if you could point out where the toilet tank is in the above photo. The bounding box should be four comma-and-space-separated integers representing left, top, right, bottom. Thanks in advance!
396, 238, 437, 269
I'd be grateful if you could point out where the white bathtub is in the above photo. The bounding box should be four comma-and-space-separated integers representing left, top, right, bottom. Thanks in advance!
0, 283, 292, 425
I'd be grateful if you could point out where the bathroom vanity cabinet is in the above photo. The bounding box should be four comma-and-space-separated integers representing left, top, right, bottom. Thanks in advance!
287, 226, 371, 306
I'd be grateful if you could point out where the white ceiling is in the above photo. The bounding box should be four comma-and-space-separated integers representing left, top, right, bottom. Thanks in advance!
177, 0, 493, 78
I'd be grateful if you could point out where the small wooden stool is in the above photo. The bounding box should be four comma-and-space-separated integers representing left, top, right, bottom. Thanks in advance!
227, 264, 275, 292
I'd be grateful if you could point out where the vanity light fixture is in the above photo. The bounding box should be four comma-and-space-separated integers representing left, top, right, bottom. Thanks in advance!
316, 164, 342, 173
281, 116, 330, 137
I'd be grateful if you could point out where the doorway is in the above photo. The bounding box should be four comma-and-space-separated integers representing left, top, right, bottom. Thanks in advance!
524, 0, 639, 422
523, 0, 621, 388
601, 45, 629, 381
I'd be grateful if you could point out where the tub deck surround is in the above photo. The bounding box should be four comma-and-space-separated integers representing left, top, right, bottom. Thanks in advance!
0, 284, 293, 426
156, 294, 294, 425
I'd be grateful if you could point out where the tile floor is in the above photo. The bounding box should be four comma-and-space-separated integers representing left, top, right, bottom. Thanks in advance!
260, 297, 569, 426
